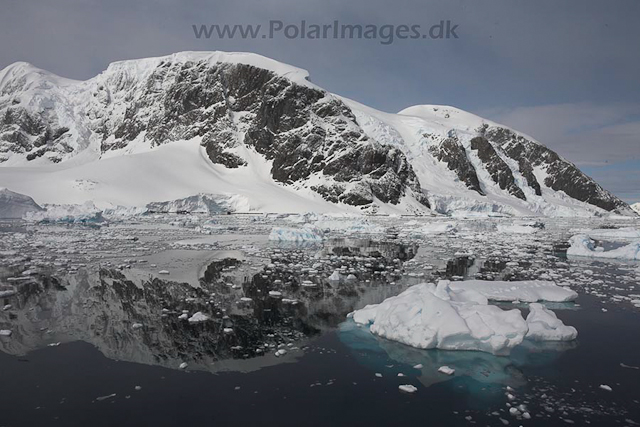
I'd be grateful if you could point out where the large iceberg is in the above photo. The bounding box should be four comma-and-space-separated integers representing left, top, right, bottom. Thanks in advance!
146, 193, 251, 214
23, 201, 104, 223
268, 226, 324, 242
0, 188, 43, 219
351, 281, 528, 355
449, 280, 578, 302
567, 234, 640, 261
350, 281, 577, 356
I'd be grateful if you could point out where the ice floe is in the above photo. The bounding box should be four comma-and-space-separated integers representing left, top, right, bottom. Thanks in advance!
567, 234, 640, 261
449, 280, 578, 302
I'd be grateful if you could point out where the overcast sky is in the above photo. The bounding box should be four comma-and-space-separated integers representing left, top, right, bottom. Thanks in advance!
2, 0, 639, 202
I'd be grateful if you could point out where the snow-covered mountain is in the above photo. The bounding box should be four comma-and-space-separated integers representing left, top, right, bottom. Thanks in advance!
0, 51, 633, 216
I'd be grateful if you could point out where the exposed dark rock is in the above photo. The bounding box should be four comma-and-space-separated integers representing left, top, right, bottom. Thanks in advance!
486, 127, 628, 212
470, 136, 526, 200
429, 137, 484, 195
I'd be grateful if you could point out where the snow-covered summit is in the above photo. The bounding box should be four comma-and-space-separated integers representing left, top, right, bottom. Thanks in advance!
98, 51, 314, 88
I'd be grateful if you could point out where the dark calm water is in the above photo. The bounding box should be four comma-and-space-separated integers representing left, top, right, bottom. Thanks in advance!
1, 234, 640, 426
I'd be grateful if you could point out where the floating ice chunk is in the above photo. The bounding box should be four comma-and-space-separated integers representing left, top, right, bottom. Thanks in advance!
403, 221, 457, 236
0, 330, 12, 337
179, 362, 188, 369
449, 280, 578, 303
599, 384, 612, 391
131, 323, 143, 330
328, 270, 341, 281
268, 226, 324, 242
398, 384, 417, 393
96, 393, 116, 401
158, 270, 170, 275
351, 281, 528, 355
525, 303, 578, 341
314, 218, 386, 234
438, 366, 455, 375
567, 234, 640, 261
275, 349, 287, 357
268, 291, 282, 297
187, 312, 209, 323
497, 223, 540, 234
0, 289, 16, 298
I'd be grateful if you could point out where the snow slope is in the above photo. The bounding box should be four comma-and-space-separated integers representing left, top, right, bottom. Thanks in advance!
0, 138, 369, 213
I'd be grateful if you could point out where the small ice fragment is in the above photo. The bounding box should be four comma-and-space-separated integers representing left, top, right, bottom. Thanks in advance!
188, 312, 209, 323
398, 384, 417, 393
0, 330, 12, 337
96, 393, 116, 401
132, 323, 143, 329
599, 384, 612, 391
375, 373, 382, 378
438, 366, 455, 375
158, 270, 170, 275
179, 362, 188, 370
134, 386, 142, 391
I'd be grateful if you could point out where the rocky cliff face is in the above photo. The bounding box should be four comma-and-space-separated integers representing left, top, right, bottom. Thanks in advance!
0, 52, 632, 216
